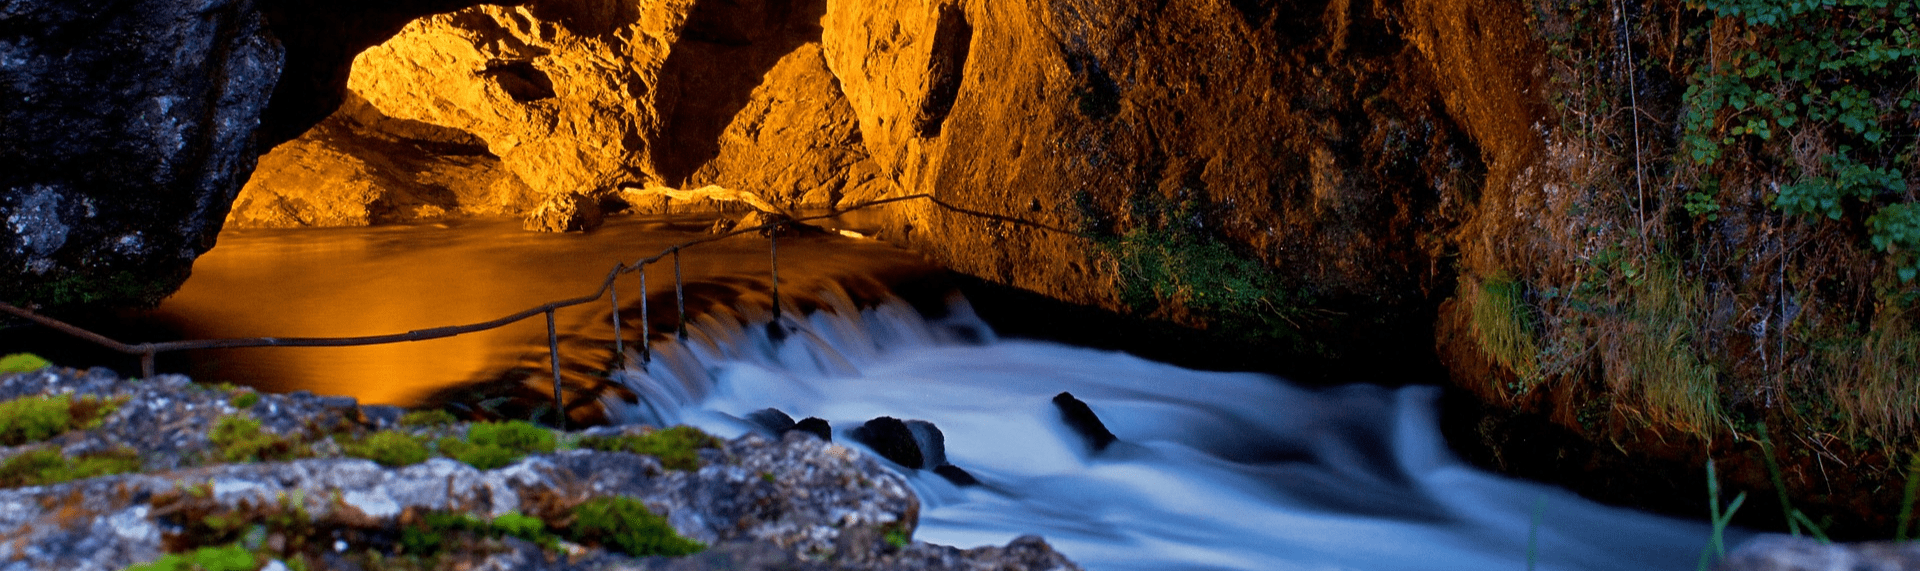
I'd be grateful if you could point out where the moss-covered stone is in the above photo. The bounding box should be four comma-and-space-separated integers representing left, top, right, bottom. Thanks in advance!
569, 496, 704, 557
209, 415, 302, 463
339, 431, 430, 467
0, 353, 51, 374
0, 394, 120, 446
0, 446, 141, 487
579, 426, 720, 471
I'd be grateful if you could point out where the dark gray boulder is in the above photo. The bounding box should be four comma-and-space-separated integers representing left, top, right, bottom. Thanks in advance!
1, 0, 282, 309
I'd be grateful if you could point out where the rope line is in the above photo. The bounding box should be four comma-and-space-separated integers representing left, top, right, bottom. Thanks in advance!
0, 193, 1074, 415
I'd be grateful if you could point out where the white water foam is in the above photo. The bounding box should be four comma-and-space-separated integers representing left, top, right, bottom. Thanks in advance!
605, 293, 1746, 571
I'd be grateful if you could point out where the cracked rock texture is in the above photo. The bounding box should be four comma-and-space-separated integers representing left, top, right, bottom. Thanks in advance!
0, 0, 282, 309
0, 366, 1082, 571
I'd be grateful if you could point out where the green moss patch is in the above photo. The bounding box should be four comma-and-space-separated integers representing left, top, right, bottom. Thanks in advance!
436, 420, 554, 470
122, 542, 259, 571
569, 496, 704, 557
0, 394, 122, 446
340, 431, 430, 468
399, 409, 457, 428
579, 426, 721, 471
209, 415, 304, 463
0, 446, 141, 487
0, 353, 51, 374
401, 511, 560, 556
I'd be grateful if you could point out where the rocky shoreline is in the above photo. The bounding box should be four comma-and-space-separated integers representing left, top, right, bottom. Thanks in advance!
0, 365, 1081, 571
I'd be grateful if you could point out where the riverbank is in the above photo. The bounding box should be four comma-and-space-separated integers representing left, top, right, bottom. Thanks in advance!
0, 363, 1081, 571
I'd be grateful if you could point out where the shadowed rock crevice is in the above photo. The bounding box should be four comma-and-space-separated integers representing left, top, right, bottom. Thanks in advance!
913, 3, 973, 138
483, 60, 558, 102
651, 0, 831, 186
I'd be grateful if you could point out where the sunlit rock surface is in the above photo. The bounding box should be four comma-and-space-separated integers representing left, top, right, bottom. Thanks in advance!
229, 94, 536, 228
821, 0, 1492, 371
677, 43, 880, 213
0, 0, 281, 308
346, 0, 698, 231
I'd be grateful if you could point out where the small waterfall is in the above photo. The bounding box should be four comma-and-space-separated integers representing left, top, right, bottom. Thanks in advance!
600, 287, 994, 428
600, 287, 1749, 571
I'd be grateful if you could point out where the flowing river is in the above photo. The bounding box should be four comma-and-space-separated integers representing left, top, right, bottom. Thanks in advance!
83, 215, 1742, 570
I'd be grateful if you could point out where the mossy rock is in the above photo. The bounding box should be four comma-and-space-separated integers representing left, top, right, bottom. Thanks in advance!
340, 431, 430, 467
569, 496, 704, 557
0, 353, 51, 374
0, 394, 120, 446
579, 426, 721, 471
0, 446, 141, 487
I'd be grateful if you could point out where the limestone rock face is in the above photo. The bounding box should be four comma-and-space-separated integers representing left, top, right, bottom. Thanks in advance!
680, 43, 878, 212
821, 0, 1497, 376
229, 94, 535, 228
0, 0, 282, 308
347, 0, 700, 230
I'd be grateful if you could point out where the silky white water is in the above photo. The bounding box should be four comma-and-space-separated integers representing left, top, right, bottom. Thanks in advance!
98, 217, 1745, 570
608, 295, 1748, 571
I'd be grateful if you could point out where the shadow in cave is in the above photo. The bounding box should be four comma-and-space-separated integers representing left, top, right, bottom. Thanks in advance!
651, 0, 830, 186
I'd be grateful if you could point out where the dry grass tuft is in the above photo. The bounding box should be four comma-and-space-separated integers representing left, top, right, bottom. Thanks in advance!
1828, 310, 1920, 446
1469, 272, 1543, 394
1598, 262, 1722, 437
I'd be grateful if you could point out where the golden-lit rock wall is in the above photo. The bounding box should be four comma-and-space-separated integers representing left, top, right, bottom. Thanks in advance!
820, 0, 1500, 374
230, 94, 535, 228
346, 0, 696, 230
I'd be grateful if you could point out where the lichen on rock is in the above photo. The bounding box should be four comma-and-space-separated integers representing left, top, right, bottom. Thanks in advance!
0, 365, 1083, 571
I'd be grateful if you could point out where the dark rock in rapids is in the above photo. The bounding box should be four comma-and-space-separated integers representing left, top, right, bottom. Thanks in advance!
793, 417, 833, 441
849, 416, 924, 469
933, 464, 980, 487
1053, 391, 1117, 452
906, 419, 948, 468
747, 407, 798, 435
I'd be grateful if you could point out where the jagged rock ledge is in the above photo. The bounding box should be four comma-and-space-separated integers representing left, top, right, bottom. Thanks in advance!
0, 366, 1081, 571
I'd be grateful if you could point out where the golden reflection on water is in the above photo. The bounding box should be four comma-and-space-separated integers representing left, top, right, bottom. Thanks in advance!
155, 215, 931, 406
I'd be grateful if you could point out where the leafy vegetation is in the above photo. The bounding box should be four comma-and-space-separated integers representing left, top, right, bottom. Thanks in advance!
1680, 0, 1920, 279
569, 496, 705, 557
1092, 197, 1313, 345
579, 426, 721, 471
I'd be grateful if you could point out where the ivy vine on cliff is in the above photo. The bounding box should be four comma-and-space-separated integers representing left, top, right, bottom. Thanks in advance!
1681, 0, 1920, 278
